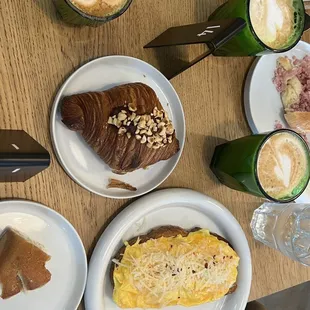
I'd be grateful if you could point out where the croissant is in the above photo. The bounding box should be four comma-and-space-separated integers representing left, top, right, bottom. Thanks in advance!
61, 83, 180, 174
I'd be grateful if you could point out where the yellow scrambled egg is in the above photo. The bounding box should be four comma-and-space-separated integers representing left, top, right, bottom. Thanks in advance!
113, 229, 239, 308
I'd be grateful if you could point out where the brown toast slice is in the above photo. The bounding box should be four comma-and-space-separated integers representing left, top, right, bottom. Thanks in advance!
0, 227, 51, 299
110, 225, 237, 295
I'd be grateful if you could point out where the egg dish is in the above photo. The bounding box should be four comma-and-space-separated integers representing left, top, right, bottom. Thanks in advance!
111, 226, 239, 308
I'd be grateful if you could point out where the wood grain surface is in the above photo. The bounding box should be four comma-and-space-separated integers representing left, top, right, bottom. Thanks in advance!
0, 0, 309, 308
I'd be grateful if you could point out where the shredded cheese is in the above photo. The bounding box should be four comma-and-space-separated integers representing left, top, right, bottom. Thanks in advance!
113, 234, 239, 307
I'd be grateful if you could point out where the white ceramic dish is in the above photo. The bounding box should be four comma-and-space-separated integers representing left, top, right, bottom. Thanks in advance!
244, 41, 310, 135
0, 200, 87, 310
85, 188, 252, 310
244, 40, 310, 202
50, 56, 185, 199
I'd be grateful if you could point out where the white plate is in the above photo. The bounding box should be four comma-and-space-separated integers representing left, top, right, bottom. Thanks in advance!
244, 40, 310, 134
244, 40, 310, 202
50, 56, 185, 199
0, 200, 87, 310
85, 188, 252, 310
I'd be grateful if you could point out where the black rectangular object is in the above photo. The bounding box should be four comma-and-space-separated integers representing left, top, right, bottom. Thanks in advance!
144, 18, 246, 79
145, 18, 246, 48
0, 130, 50, 182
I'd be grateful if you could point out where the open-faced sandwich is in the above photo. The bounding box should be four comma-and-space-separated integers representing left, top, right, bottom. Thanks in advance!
61, 83, 180, 175
111, 226, 239, 308
0, 227, 51, 299
273, 56, 310, 133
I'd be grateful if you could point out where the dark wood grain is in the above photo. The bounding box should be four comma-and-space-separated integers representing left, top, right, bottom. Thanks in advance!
0, 1, 309, 308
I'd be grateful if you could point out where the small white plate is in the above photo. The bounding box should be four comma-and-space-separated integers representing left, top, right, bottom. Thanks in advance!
0, 200, 87, 310
85, 188, 252, 310
244, 40, 310, 202
244, 40, 310, 134
50, 56, 185, 199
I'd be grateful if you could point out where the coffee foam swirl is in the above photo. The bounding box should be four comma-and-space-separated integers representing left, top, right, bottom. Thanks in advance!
257, 132, 309, 200
73, 0, 97, 6
73, 0, 123, 6
249, 0, 295, 49
70, 0, 127, 17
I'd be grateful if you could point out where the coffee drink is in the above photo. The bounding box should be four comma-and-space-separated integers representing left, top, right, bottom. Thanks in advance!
257, 131, 309, 201
249, 0, 298, 49
69, 0, 128, 17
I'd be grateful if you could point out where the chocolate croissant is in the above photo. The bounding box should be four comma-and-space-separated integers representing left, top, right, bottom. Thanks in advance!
61, 83, 180, 174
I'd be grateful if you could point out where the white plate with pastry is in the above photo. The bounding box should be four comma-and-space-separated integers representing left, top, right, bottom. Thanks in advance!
85, 188, 252, 310
50, 56, 185, 199
0, 200, 87, 310
244, 40, 310, 202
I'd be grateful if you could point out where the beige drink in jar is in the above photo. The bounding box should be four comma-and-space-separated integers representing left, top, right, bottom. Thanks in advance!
54, 0, 132, 25
211, 129, 310, 202
256, 131, 310, 201
249, 0, 298, 50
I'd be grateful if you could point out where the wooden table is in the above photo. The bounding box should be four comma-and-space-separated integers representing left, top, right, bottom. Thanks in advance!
1, 0, 309, 308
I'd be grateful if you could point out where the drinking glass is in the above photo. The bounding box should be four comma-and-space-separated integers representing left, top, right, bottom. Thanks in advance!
251, 203, 310, 266
210, 129, 310, 202
53, 0, 133, 26
208, 0, 306, 56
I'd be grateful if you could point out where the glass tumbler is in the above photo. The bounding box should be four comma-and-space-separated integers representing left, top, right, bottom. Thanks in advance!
208, 0, 306, 56
210, 129, 310, 202
251, 203, 310, 266
53, 0, 133, 26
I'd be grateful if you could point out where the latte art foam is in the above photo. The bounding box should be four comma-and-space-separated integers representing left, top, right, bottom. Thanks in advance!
70, 0, 128, 17
257, 132, 309, 201
249, 0, 295, 49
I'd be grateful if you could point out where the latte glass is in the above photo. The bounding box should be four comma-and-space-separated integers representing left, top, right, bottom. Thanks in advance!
210, 129, 310, 202
53, 0, 133, 26
208, 0, 306, 56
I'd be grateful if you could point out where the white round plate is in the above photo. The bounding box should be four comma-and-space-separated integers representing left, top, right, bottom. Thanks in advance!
0, 200, 87, 310
50, 56, 185, 199
85, 189, 252, 310
244, 40, 310, 202
244, 40, 310, 134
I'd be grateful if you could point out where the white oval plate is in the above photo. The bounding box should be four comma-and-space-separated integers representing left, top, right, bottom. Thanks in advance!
50, 56, 185, 199
244, 40, 310, 202
0, 200, 87, 310
85, 188, 252, 310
